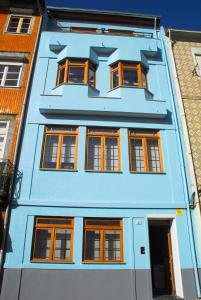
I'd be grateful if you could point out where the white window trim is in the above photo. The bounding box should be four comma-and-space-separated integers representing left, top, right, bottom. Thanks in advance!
191, 48, 201, 79
5, 14, 34, 35
0, 121, 9, 160
147, 214, 184, 298
0, 62, 23, 88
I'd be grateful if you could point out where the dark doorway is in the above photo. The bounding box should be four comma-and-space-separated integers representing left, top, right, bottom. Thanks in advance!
149, 220, 175, 298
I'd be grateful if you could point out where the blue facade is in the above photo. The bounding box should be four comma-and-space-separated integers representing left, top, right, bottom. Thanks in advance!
1, 8, 200, 300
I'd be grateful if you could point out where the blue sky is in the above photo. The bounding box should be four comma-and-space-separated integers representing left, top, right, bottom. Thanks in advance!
46, 0, 201, 31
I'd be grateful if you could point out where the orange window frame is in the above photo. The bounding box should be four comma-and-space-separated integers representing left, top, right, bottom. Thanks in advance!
41, 126, 78, 171
110, 61, 148, 90
32, 217, 74, 263
128, 129, 164, 173
56, 59, 96, 88
85, 127, 121, 172
83, 219, 123, 263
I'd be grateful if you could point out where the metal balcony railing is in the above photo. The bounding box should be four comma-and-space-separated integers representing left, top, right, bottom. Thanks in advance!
0, 160, 15, 207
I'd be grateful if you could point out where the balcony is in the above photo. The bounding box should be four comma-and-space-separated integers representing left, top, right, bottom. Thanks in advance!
0, 160, 15, 207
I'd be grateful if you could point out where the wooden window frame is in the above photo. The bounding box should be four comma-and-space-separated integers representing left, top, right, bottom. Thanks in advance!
0, 62, 23, 88
6, 15, 32, 34
85, 127, 121, 172
110, 61, 148, 90
56, 59, 96, 88
41, 126, 78, 171
83, 218, 123, 263
32, 217, 74, 263
128, 129, 164, 173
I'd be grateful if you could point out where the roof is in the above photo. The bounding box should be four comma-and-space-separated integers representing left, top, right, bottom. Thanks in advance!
167, 28, 201, 42
47, 6, 160, 29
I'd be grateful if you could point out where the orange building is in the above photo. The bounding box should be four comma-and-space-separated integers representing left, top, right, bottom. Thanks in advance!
0, 0, 44, 265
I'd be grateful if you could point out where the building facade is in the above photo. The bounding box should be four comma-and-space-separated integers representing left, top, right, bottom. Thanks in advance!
1, 8, 201, 300
0, 0, 44, 284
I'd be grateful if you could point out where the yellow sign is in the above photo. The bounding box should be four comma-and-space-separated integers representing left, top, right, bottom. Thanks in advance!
176, 209, 183, 216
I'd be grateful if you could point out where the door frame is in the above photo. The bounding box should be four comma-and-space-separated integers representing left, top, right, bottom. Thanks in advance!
147, 215, 184, 298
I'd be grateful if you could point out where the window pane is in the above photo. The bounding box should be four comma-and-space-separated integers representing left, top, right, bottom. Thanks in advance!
34, 229, 51, 259
54, 229, 72, 260
20, 18, 31, 33
130, 139, 144, 172
85, 219, 121, 227
7, 65, 21, 73
4, 79, 18, 86
105, 138, 119, 171
89, 68, 95, 87
37, 218, 72, 226
85, 230, 101, 260
61, 136, 76, 169
88, 128, 118, 134
105, 231, 121, 261
58, 68, 65, 85
123, 68, 138, 86
7, 17, 19, 32
87, 137, 101, 170
147, 139, 161, 172
47, 126, 77, 133
112, 69, 119, 88
43, 135, 58, 168
68, 66, 85, 84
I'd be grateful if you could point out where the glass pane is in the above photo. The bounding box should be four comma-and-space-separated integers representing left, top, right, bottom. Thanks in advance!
43, 135, 58, 168
85, 219, 121, 227
105, 138, 119, 171
7, 65, 21, 73
87, 137, 101, 171
105, 230, 121, 261
88, 128, 118, 134
58, 68, 65, 85
85, 230, 101, 260
61, 136, 76, 169
89, 68, 95, 87
47, 126, 77, 133
7, 17, 19, 32
4, 79, 18, 86
68, 66, 85, 84
147, 139, 161, 172
0, 65, 6, 72
34, 229, 51, 259
112, 69, 119, 88
129, 129, 158, 136
130, 139, 144, 172
123, 68, 138, 86
54, 229, 72, 260
142, 72, 147, 88
37, 218, 72, 226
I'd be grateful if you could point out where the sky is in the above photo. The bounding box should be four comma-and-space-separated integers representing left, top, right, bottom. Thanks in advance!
46, 0, 201, 31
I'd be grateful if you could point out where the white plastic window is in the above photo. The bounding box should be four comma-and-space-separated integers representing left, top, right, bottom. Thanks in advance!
0, 121, 9, 159
0, 63, 22, 87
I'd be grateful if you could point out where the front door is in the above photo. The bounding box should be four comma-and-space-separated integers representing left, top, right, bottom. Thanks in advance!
149, 220, 176, 297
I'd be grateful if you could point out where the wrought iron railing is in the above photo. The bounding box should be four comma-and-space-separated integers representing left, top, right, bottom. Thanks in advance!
0, 160, 15, 207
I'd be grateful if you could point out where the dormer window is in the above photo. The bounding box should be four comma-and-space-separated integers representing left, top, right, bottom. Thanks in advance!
111, 61, 148, 90
56, 59, 96, 88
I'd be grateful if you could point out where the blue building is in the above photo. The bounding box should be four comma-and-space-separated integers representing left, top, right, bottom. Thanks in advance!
1, 7, 201, 300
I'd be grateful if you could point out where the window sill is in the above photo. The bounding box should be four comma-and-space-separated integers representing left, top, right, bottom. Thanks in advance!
40, 168, 78, 172
4, 32, 31, 36
82, 261, 126, 264
54, 83, 97, 90
31, 260, 75, 264
109, 86, 150, 92
85, 170, 123, 174
130, 171, 166, 175
0, 86, 20, 89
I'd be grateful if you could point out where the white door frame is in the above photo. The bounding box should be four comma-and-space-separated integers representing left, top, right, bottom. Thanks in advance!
147, 214, 184, 298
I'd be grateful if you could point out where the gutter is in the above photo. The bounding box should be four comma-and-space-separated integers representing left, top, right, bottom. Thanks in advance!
0, 3, 44, 282
161, 29, 201, 298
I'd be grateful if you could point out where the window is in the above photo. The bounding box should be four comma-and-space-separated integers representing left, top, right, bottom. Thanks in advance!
57, 59, 96, 87
41, 126, 78, 170
0, 63, 22, 87
128, 129, 164, 173
83, 218, 123, 263
195, 55, 201, 77
32, 217, 74, 262
86, 127, 121, 172
6, 15, 32, 34
107, 29, 135, 37
0, 122, 9, 159
111, 61, 148, 90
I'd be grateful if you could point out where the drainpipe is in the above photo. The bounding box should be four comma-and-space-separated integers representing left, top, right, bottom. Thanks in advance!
0, 3, 44, 280
160, 28, 201, 298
